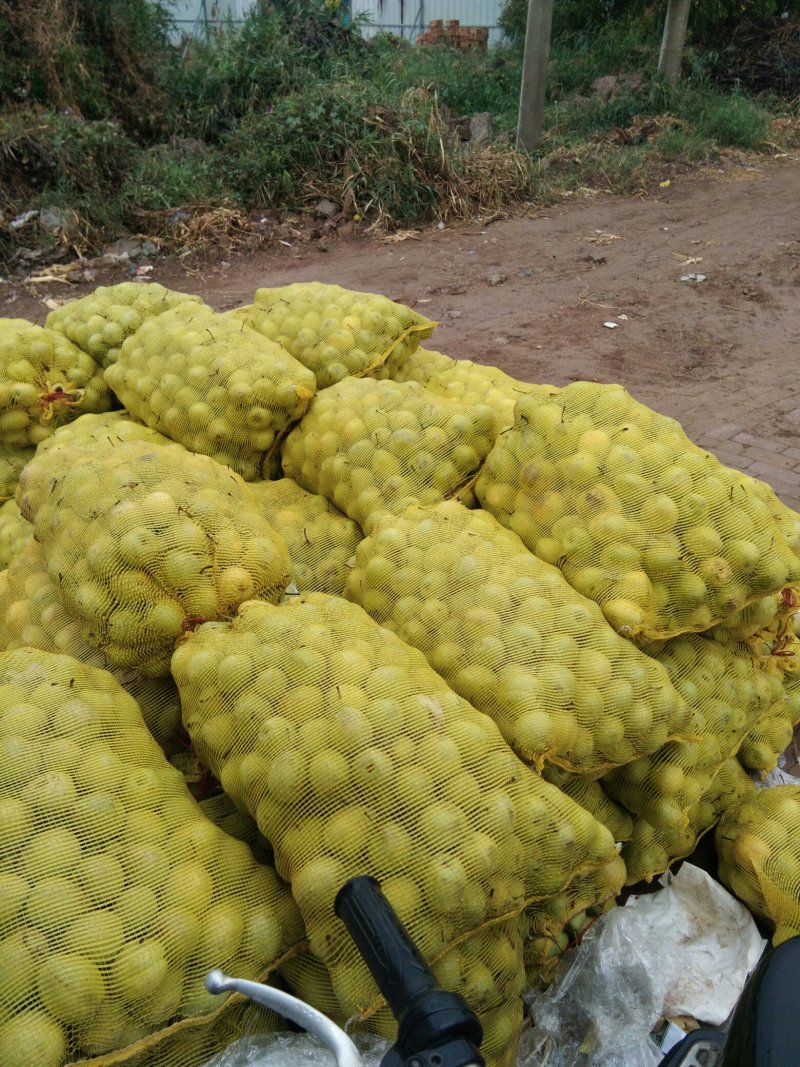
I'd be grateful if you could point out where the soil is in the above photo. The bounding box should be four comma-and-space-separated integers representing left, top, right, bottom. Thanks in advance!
5, 157, 800, 505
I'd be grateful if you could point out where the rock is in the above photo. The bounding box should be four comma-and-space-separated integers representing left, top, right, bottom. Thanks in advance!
591, 75, 620, 102
314, 198, 339, 220
317, 236, 331, 252
591, 72, 645, 103
486, 271, 507, 287
469, 112, 496, 150
141, 240, 159, 258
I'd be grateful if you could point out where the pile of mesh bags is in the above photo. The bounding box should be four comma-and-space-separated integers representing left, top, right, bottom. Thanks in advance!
2, 281, 800, 1065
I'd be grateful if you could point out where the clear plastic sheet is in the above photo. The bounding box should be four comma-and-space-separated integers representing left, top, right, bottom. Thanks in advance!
203, 1029, 389, 1067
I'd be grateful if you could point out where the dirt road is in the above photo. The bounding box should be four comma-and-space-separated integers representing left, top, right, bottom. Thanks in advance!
9, 159, 800, 506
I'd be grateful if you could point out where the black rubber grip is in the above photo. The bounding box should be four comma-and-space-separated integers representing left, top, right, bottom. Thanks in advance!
334, 875, 437, 1017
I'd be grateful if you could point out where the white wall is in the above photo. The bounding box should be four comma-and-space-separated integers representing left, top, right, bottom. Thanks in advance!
161, 0, 503, 45
164, 0, 258, 39
350, 0, 504, 45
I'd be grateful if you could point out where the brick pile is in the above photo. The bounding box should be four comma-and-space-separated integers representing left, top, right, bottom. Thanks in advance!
416, 19, 489, 51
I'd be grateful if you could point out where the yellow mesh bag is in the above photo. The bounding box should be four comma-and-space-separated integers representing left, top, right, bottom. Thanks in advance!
281, 916, 526, 1067
247, 478, 362, 595
0, 444, 35, 503
0, 538, 184, 753
75, 994, 282, 1067
716, 785, 800, 944
602, 633, 785, 832
45, 282, 205, 369
737, 701, 795, 776
375, 346, 537, 436
198, 793, 272, 864
234, 282, 437, 389
784, 667, 800, 726
709, 588, 798, 646
0, 320, 112, 447
282, 378, 499, 534
173, 595, 618, 1016
105, 305, 317, 482
0, 648, 304, 1067
345, 502, 693, 775
16, 412, 172, 522
0, 498, 31, 567
22, 438, 292, 676
475, 383, 800, 639
542, 765, 634, 844
520, 855, 625, 987
622, 758, 756, 885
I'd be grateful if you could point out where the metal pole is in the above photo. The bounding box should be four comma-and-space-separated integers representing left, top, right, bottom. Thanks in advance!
658, 0, 692, 88
516, 0, 555, 153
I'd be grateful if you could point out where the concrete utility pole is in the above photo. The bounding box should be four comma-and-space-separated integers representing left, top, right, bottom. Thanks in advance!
658, 0, 692, 88
516, 0, 555, 153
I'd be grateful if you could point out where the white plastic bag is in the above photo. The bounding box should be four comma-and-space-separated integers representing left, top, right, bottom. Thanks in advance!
522, 864, 766, 1066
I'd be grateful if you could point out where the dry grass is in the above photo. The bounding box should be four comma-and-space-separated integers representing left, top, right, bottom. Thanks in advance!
133, 204, 267, 256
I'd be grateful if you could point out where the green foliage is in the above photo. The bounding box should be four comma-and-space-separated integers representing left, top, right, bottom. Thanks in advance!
0, 0, 793, 269
0, 0, 176, 135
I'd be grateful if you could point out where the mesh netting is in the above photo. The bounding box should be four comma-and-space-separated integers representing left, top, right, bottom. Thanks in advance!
21, 438, 292, 676
0, 498, 31, 568
736, 698, 795, 776
0, 444, 35, 503
76, 994, 282, 1067
0, 648, 304, 1067
233, 283, 437, 390
345, 502, 693, 775
173, 594, 618, 1022
282, 378, 501, 534
198, 793, 272, 867
246, 479, 362, 595
16, 412, 172, 523
375, 346, 536, 436
602, 633, 785, 831
716, 785, 800, 945
475, 383, 800, 639
709, 588, 797, 646
784, 667, 800, 726
0, 538, 184, 753
45, 283, 205, 369
105, 306, 317, 482
519, 855, 625, 987
621, 758, 756, 886
542, 765, 634, 844
0, 320, 112, 447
